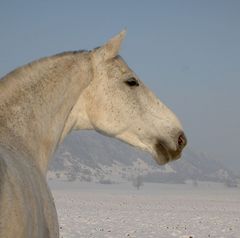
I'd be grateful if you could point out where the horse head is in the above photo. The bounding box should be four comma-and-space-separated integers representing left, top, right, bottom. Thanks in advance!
74, 30, 187, 165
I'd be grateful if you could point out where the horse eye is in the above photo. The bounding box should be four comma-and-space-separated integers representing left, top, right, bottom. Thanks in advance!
125, 77, 139, 87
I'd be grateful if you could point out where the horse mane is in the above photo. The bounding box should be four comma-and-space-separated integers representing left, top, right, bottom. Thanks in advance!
53, 49, 89, 58
0, 50, 89, 82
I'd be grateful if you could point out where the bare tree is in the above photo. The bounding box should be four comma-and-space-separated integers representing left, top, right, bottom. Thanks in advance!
224, 179, 238, 188
132, 175, 144, 190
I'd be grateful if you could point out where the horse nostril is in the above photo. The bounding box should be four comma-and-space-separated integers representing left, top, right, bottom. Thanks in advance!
178, 133, 187, 149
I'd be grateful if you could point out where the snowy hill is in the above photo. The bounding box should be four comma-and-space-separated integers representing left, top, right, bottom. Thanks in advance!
48, 131, 237, 184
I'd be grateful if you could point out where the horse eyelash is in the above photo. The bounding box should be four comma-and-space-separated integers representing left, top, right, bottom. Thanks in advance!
125, 77, 139, 87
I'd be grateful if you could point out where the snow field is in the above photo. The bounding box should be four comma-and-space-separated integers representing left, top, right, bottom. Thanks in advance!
50, 182, 240, 238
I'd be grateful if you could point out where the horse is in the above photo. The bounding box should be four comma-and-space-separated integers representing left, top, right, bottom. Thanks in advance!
0, 30, 187, 238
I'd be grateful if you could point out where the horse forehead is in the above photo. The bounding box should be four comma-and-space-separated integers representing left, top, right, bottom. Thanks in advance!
108, 56, 130, 73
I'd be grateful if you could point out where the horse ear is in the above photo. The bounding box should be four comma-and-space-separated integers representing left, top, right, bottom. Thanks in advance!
93, 30, 126, 63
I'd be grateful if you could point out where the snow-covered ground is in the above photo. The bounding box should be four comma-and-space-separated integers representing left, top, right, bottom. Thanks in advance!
49, 181, 240, 238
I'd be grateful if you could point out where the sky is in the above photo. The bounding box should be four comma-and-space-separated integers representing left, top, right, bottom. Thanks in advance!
0, 1, 240, 173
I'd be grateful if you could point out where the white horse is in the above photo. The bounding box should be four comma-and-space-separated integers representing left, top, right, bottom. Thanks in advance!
0, 30, 187, 238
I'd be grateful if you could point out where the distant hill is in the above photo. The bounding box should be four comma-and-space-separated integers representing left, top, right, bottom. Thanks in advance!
48, 131, 237, 185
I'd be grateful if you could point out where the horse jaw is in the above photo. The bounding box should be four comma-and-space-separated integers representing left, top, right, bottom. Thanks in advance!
115, 128, 184, 166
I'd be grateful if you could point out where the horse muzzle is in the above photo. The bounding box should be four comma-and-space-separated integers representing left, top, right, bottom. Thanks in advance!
154, 132, 187, 165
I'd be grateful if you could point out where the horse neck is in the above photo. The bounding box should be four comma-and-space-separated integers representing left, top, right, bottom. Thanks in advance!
0, 52, 92, 174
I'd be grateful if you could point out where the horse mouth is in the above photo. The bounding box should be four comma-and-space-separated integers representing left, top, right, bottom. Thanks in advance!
153, 140, 182, 165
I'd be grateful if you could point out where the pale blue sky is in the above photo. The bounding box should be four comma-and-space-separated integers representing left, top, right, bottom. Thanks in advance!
1, 1, 240, 172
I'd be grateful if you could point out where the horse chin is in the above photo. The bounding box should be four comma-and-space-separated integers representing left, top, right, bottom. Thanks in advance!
153, 151, 170, 165
153, 152, 182, 165
152, 141, 170, 165
153, 141, 181, 165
